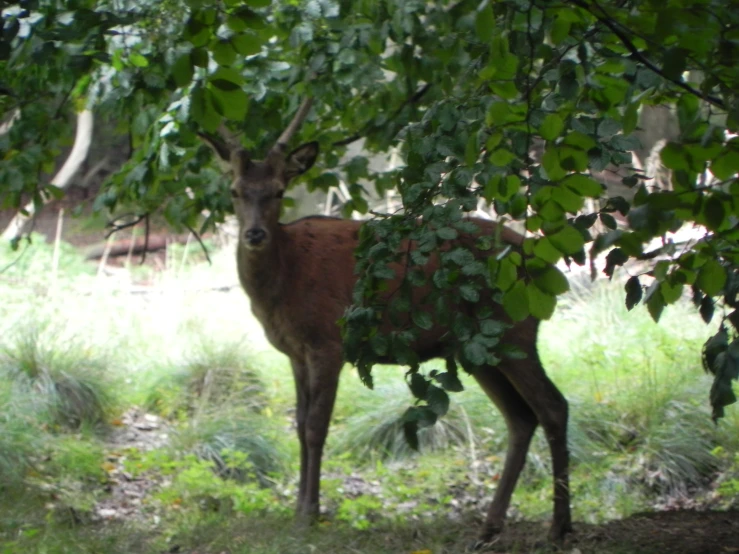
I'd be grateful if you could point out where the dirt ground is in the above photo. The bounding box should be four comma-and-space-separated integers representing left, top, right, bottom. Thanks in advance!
479, 510, 739, 554
94, 410, 739, 554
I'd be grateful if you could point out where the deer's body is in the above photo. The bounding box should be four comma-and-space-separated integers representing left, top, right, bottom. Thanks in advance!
200, 102, 572, 545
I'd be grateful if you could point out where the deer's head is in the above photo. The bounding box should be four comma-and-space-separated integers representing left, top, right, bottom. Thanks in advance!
200, 98, 318, 250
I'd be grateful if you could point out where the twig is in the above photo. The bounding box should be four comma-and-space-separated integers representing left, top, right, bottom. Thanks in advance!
140, 213, 150, 265
50, 208, 64, 294
184, 223, 212, 265
105, 213, 148, 238
332, 84, 433, 148
567, 0, 726, 109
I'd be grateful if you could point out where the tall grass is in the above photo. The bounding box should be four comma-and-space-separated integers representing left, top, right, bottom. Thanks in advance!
0, 234, 737, 553
0, 325, 116, 430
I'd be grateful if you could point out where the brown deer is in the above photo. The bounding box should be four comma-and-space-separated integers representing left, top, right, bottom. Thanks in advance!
199, 98, 572, 544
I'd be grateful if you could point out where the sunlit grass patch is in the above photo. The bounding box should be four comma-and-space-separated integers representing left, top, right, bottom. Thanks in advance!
141, 340, 268, 419
0, 325, 117, 430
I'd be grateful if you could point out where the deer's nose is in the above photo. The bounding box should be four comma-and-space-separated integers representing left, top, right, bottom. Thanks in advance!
245, 228, 266, 245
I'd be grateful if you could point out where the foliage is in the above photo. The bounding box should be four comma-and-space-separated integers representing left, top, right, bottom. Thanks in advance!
4, 0, 737, 427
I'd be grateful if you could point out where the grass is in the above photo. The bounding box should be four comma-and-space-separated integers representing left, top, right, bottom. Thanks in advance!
0, 236, 737, 553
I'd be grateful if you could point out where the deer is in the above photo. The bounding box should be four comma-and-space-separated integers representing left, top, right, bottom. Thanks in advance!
199, 97, 572, 545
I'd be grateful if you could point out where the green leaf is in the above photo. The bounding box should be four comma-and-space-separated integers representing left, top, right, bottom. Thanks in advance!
436, 227, 458, 240
412, 311, 433, 331
480, 319, 507, 336
231, 32, 263, 55
403, 417, 419, 451
533, 266, 570, 295
434, 372, 464, 392
427, 386, 450, 417
463, 341, 487, 367
495, 257, 518, 291
540, 113, 564, 141
563, 174, 603, 197
408, 373, 429, 400
489, 148, 516, 167
623, 102, 639, 134
625, 276, 642, 310
703, 195, 726, 231
550, 16, 570, 45
647, 287, 665, 322
129, 52, 149, 67
475, 4, 495, 43
190, 86, 221, 132
600, 213, 617, 229
660, 143, 689, 170
212, 39, 236, 66
533, 237, 562, 263
552, 185, 584, 213
542, 147, 567, 180
548, 226, 584, 255
502, 280, 530, 322
604, 248, 628, 278
460, 284, 480, 302
660, 280, 683, 304
191, 47, 209, 67
527, 283, 557, 320
465, 133, 478, 167
171, 54, 194, 87
711, 148, 739, 181
245, 0, 271, 6
700, 296, 715, 324
696, 259, 727, 297
210, 78, 240, 91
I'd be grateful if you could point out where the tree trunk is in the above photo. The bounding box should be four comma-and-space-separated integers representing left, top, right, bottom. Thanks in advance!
2, 109, 94, 242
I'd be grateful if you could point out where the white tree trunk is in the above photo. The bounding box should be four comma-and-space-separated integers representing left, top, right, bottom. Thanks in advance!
2, 109, 94, 242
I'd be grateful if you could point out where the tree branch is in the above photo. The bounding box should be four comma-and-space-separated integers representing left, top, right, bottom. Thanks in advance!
568, 0, 726, 110
332, 84, 433, 148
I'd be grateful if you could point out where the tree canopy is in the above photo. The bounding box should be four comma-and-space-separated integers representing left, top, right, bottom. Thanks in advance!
2, 0, 738, 430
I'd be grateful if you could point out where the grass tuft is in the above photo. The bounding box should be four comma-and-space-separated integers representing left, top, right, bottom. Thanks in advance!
142, 341, 268, 419
171, 412, 287, 484
330, 379, 475, 461
0, 326, 116, 430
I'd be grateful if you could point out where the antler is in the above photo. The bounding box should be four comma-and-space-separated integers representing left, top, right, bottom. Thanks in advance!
273, 97, 314, 152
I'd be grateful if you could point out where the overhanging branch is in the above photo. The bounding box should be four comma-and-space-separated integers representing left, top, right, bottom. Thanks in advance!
568, 0, 726, 110
332, 84, 433, 149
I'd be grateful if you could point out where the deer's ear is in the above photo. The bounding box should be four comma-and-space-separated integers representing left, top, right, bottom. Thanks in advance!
197, 132, 233, 172
285, 141, 319, 181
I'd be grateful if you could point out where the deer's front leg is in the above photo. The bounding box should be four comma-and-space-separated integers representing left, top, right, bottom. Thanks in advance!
300, 348, 342, 519
290, 359, 310, 516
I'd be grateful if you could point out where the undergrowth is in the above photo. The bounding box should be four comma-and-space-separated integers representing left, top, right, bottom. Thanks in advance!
0, 237, 737, 553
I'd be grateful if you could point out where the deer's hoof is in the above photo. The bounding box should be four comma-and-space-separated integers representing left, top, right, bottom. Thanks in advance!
548, 521, 574, 545
469, 526, 503, 551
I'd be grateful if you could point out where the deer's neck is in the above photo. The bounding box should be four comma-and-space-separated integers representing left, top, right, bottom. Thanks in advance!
236, 229, 286, 307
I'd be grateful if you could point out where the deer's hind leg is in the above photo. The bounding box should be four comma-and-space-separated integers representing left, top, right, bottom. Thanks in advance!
472, 366, 539, 543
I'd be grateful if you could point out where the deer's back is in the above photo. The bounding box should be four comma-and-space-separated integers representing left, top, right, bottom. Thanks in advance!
253, 216, 525, 362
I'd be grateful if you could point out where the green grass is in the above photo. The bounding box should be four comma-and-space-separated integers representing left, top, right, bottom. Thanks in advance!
0, 236, 737, 553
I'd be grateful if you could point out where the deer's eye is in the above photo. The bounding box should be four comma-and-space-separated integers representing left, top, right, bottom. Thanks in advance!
275, 190, 284, 199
